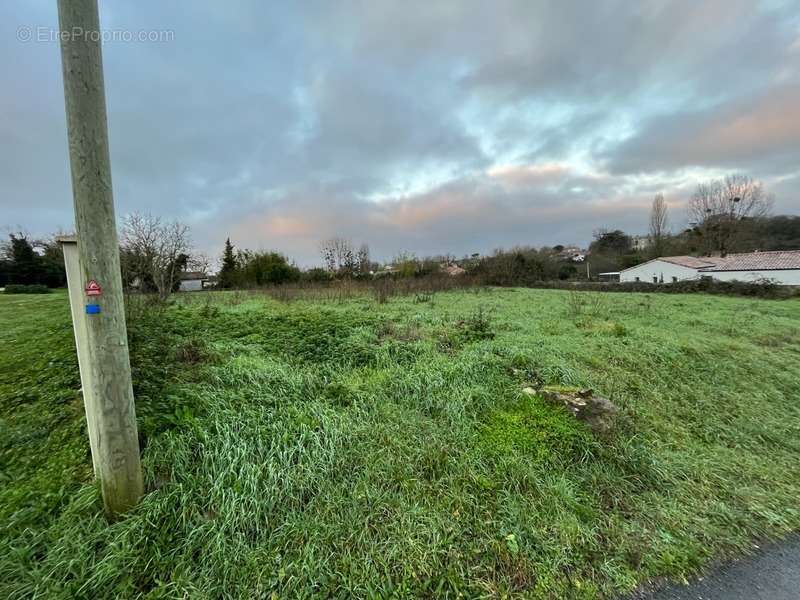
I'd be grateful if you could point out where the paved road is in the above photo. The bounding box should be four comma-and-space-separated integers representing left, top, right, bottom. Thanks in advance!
630, 535, 800, 600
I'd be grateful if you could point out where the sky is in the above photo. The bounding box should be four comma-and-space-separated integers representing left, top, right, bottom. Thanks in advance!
2, 0, 800, 266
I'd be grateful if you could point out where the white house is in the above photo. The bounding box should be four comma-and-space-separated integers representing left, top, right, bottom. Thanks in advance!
631, 235, 651, 251
620, 256, 721, 284
178, 271, 208, 291
620, 251, 800, 285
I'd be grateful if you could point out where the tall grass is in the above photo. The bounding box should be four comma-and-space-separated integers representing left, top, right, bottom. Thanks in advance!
244, 274, 481, 304
2, 289, 800, 598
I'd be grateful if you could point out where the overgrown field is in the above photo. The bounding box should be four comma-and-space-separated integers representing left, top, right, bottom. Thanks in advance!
2, 288, 799, 598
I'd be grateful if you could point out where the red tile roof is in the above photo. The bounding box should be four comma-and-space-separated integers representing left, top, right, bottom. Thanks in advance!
698, 250, 800, 272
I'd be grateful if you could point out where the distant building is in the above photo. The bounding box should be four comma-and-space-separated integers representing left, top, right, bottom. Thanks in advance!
697, 251, 800, 285
556, 246, 586, 262
373, 265, 399, 277
178, 271, 208, 291
598, 272, 620, 282
619, 251, 800, 285
444, 263, 466, 276
631, 235, 651, 251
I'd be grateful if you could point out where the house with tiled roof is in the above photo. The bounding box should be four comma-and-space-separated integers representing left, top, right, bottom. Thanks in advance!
619, 251, 800, 285
178, 270, 209, 291
695, 251, 800, 284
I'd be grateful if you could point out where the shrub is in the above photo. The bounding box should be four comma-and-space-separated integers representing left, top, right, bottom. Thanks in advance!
241, 251, 301, 286
174, 337, 213, 364
468, 247, 561, 286
303, 267, 333, 283
3, 284, 51, 294
529, 279, 798, 299
458, 306, 495, 342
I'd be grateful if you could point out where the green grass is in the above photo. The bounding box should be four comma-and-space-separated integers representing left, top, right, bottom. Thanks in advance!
1, 288, 799, 598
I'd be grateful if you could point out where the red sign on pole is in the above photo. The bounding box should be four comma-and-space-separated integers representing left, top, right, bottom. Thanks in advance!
85, 280, 102, 296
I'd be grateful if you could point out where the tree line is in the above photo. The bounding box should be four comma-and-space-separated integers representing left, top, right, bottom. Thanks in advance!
3, 173, 798, 294
0, 234, 66, 288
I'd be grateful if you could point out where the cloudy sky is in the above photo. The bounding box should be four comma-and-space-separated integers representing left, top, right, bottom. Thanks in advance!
2, 1, 799, 265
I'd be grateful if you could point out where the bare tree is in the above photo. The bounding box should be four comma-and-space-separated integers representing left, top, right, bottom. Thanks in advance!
320, 237, 355, 276
188, 252, 212, 275
688, 174, 772, 255
356, 243, 371, 276
120, 213, 191, 300
649, 193, 669, 257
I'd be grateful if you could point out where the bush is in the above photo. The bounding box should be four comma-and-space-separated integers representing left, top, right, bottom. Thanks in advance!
303, 267, 333, 283
218, 249, 301, 288
458, 306, 495, 342
528, 279, 798, 299
468, 248, 561, 286
241, 252, 301, 286
3, 284, 51, 294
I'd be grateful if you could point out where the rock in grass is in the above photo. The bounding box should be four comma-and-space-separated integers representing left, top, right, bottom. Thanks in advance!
538, 386, 618, 434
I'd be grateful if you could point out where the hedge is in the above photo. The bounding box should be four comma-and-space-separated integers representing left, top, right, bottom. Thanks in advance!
525, 278, 799, 299
3, 284, 52, 294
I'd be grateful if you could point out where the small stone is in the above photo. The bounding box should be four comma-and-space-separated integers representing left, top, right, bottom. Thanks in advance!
522, 387, 537, 395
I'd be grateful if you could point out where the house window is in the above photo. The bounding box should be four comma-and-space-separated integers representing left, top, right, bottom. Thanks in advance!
672, 276, 678, 283
635, 277, 640, 282
653, 276, 658, 283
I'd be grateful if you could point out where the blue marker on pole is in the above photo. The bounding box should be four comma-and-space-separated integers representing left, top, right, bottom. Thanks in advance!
85, 304, 101, 314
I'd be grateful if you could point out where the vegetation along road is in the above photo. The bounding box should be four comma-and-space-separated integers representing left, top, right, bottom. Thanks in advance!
1, 288, 799, 598
632, 535, 800, 599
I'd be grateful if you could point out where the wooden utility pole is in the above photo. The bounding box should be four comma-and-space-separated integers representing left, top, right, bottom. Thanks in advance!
57, 0, 143, 516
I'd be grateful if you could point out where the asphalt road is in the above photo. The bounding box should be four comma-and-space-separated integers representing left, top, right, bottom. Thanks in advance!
630, 535, 800, 600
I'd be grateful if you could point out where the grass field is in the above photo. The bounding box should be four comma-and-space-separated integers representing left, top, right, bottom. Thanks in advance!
2, 287, 800, 598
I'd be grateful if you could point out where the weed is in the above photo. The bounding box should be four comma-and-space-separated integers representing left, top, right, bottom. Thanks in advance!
478, 396, 592, 462
174, 337, 213, 364
459, 306, 495, 341
373, 278, 393, 304
566, 289, 584, 317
